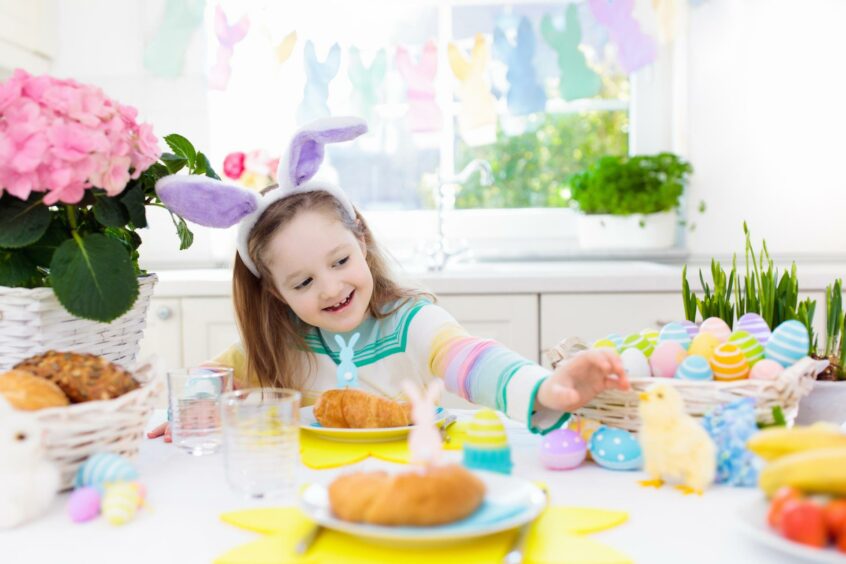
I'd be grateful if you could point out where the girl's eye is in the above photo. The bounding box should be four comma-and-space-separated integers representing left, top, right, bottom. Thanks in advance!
334, 256, 350, 267
294, 278, 313, 290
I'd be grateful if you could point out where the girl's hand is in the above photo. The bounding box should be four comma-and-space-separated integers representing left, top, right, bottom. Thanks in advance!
147, 422, 172, 443
537, 348, 630, 412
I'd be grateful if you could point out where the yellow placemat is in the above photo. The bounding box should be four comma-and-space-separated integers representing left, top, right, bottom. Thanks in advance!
216, 505, 631, 564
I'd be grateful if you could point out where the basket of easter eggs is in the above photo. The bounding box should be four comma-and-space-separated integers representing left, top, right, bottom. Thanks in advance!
0, 351, 163, 491
547, 314, 827, 434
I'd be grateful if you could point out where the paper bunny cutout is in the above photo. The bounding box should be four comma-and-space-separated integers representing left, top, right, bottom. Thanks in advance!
334, 333, 360, 388
395, 41, 442, 133
143, 0, 206, 78
155, 116, 367, 277
588, 0, 657, 74
401, 379, 444, 466
275, 31, 297, 64
298, 41, 341, 125
447, 34, 498, 145
0, 397, 60, 528
540, 6, 602, 102
208, 5, 250, 90
652, 0, 679, 44
348, 47, 387, 123
493, 17, 547, 116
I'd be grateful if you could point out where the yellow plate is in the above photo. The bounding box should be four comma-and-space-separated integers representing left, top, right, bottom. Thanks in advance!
300, 406, 447, 443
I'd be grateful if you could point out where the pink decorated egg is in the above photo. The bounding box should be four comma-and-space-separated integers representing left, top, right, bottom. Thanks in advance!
68, 486, 101, 523
649, 341, 687, 378
749, 359, 785, 380
700, 317, 732, 342
540, 429, 587, 470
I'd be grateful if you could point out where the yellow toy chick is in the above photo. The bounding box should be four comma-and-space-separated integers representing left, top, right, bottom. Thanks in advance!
638, 383, 716, 495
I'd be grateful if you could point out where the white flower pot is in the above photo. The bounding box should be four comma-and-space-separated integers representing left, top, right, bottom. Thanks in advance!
577, 210, 677, 250
795, 381, 846, 425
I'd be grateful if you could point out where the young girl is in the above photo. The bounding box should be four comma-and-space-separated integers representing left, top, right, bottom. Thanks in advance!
148, 117, 628, 441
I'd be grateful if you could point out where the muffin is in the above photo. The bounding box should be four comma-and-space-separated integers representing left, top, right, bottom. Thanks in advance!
14, 351, 139, 403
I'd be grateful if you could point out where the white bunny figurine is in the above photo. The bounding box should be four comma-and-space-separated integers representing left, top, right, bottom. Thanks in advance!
0, 397, 60, 528
335, 333, 360, 388
401, 379, 444, 467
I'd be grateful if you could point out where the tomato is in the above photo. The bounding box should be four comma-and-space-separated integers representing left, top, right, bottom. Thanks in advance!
768, 486, 803, 529
839, 525, 846, 553
824, 499, 846, 540
779, 499, 828, 549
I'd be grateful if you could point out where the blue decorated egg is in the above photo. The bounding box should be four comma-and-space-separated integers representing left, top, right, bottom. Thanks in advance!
658, 322, 692, 350
675, 354, 714, 381
734, 313, 771, 346
74, 453, 139, 490
765, 320, 809, 367
605, 333, 624, 349
588, 426, 643, 471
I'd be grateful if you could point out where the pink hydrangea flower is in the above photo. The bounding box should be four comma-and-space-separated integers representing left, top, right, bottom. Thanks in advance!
223, 151, 246, 179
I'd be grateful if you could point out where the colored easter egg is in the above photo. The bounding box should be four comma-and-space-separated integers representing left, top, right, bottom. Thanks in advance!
735, 313, 771, 346
588, 426, 643, 471
74, 453, 139, 490
710, 343, 750, 381
688, 332, 720, 360
620, 347, 651, 379
679, 320, 699, 338
749, 358, 785, 380
640, 328, 660, 346
463, 409, 512, 474
700, 317, 732, 342
605, 333, 624, 349
67, 487, 101, 523
658, 322, 692, 350
592, 338, 618, 351
621, 333, 654, 358
727, 330, 765, 366
765, 320, 809, 367
675, 354, 714, 381
540, 429, 587, 470
649, 341, 687, 378
101, 482, 144, 526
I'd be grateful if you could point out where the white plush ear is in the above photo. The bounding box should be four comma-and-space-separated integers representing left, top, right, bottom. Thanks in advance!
425, 380, 443, 403
155, 175, 260, 228
401, 380, 421, 403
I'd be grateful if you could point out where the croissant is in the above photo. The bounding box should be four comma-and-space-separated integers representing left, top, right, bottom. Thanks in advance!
313, 389, 412, 428
328, 464, 485, 526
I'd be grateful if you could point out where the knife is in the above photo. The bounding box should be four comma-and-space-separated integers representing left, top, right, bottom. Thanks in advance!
502, 521, 532, 564
294, 523, 323, 555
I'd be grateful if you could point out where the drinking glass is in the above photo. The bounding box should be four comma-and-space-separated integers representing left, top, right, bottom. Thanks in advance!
167, 366, 233, 456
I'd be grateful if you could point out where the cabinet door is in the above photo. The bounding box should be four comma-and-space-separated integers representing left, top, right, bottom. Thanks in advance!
138, 298, 183, 371
181, 298, 240, 366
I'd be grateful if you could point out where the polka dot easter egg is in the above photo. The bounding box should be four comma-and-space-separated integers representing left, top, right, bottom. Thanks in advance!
678, 319, 699, 338
74, 453, 139, 490
688, 332, 720, 361
675, 355, 713, 381
588, 426, 643, 471
727, 330, 765, 366
658, 322, 692, 350
765, 320, 810, 367
649, 341, 686, 378
749, 358, 785, 380
700, 317, 732, 343
101, 482, 144, 526
734, 312, 771, 346
540, 429, 587, 470
592, 338, 618, 351
710, 343, 750, 381
640, 328, 660, 347
622, 333, 654, 358
620, 347, 652, 379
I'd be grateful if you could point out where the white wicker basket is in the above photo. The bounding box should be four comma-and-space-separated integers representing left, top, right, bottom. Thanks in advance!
0, 274, 157, 371
547, 337, 826, 434
32, 363, 163, 491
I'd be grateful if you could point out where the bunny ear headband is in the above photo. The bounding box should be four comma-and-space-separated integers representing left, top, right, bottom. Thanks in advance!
155, 116, 368, 277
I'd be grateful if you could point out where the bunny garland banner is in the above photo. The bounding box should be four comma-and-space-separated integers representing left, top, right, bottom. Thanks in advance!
143, 0, 206, 78
588, 0, 657, 74
208, 5, 250, 90
275, 31, 298, 64
541, 6, 602, 101
348, 48, 387, 124
447, 34, 498, 146
493, 17, 547, 116
334, 333, 361, 388
395, 41, 442, 133
298, 41, 341, 125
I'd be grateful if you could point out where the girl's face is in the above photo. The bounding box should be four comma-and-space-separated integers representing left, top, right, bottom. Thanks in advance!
265, 209, 374, 333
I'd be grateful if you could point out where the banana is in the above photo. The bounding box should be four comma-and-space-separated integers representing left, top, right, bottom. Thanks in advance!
759, 447, 846, 497
747, 422, 846, 461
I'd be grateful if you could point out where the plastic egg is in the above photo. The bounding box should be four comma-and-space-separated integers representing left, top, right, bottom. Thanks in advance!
675, 355, 714, 381
101, 482, 144, 526
700, 317, 732, 342
74, 453, 139, 490
749, 359, 785, 380
592, 338, 618, 351
679, 320, 699, 338
640, 328, 660, 347
735, 313, 772, 346
68, 487, 101, 523
621, 333, 655, 358
649, 341, 687, 378
588, 426, 643, 471
710, 343, 750, 381
463, 410, 512, 475
688, 332, 720, 360
727, 330, 765, 366
620, 347, 652, 378
765, 320, 809, 367
540, 429, 587, 470
658, 322, 692, 350
605, 333, 624, 349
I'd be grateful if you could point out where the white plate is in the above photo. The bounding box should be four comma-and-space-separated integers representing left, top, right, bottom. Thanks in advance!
300, 405, 447, 443
299, 469, 546, 545
736, 498, 845, 563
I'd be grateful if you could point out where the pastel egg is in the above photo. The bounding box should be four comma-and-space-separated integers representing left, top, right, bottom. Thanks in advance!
679, 320, 699, 338
67, 487, 101, 523
727, 330, 765, 366
700, 317, 732, 342
688, 332, 720, 360
592, 338, 618, 351
675, 355, 714, 381
620, 347, 652, 379
588, 426, 643, 471
74, 453, 139, 490
649, 341, 687, 378
749, 358, 785, 380
466, 409, 508, 449
605, 333, 624, 349
658, 322, 692, 350
640, 328, 660, 347
765, 320, 810, 367
101, 482, 144, 526
710, 343, 750, 381
540, 429, 587, 470
621, 333, 655, 358
735, 313, 772, 346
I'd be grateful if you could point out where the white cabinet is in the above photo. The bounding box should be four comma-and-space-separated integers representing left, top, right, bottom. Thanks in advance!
180, 298, 240, 366
138, 298, 182, 371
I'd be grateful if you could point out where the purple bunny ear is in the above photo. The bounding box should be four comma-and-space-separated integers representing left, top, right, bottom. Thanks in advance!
282, 116, 368, 187
155, 175, 259, 228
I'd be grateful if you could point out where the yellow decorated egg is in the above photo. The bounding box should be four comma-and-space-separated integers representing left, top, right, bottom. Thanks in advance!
688, 332, 720, 360
101, 482, 144, 526
710, 343, 750, 381
621, 333, 654, 358
592, 338, 618, 351
467, 409, 508, 448
700, 317, 732, 343
727, 330, 765, 366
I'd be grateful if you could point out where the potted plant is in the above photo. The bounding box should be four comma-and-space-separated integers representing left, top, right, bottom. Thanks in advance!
0, 69, 211, 370
567, 152, 695, 250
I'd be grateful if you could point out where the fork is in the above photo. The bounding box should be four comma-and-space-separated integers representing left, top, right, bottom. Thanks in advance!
439, 412, 457, 443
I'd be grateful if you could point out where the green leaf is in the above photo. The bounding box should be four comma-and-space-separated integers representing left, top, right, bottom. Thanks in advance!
164, 134, 196, 168
49, 234, 139, 322
0, 195, 51, 248
93, 193, 130, 227
160, 152, 187, 174
170, 213, 194, 250
24, 219, 68, 266
0, 249, 40, 287
120, 184, 147, 228
195, 152, 221, 180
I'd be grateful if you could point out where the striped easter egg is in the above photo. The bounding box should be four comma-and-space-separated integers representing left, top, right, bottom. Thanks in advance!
467, 409, 508, 448
592, 338, 618, 351
621, 333, 655, 358
605, 333, 624, 349
74, 453, 139, 490
101, 482, 143, 526
688, 332, 720, 361
640, 328, 660, 347
735, 313, 772, 346
765, 320, 809, 367
658, 322, 692, 350
710, 343, 750, 381
727, 330, 765, 366
675, 355, 713, 380
678, 320, 699, 338
700, 317, 732, 343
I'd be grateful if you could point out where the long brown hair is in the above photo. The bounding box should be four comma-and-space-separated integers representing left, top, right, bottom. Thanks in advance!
232, 189, 426, 389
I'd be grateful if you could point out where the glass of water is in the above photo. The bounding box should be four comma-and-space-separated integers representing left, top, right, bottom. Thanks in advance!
167, 366, 233, 456
221, 388, 301, 499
